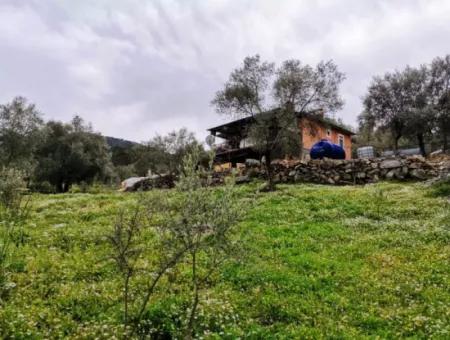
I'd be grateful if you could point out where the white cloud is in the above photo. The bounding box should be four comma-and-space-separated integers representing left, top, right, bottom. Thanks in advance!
0, 0, 450, 142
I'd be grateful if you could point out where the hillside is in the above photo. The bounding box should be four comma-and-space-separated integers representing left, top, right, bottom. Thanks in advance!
0, 182, 449, 338
105, 136, 138, 149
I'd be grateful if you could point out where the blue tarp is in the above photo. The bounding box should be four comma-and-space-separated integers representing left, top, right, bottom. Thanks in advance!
310, 139, 346, 160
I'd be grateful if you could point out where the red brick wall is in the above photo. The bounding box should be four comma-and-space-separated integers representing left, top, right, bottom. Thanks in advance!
299, 117, 352, 159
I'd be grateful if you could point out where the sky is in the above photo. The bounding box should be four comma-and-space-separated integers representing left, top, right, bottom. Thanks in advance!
1, 0, 450, 143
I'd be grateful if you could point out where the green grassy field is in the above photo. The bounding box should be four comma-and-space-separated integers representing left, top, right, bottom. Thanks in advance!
1, 182, 449, 338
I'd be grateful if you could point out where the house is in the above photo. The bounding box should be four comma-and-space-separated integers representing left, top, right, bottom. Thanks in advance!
208, 110, 355, 165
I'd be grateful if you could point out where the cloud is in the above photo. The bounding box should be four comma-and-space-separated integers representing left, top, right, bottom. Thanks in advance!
0, 0, 449, 142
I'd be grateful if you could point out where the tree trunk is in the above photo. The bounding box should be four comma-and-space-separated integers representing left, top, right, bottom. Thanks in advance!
417, 133, 426, 157
264, 151, 275, 191
443, 132, 448, 152
185, 250, 199, 339
394, 134, 401, 153
56, 181, 64, 193
124, 272, 130, 325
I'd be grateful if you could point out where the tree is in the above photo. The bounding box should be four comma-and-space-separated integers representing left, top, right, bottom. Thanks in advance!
429, 55, 450, 151
360, 63, 444, 156
134, 128, 202, 177
34, 117, 113, 192
0, 97, 43, 170
362, 71, 412, 151
401, 66, 433, 156
212, 55, 345, 190
107, 148, 241, 338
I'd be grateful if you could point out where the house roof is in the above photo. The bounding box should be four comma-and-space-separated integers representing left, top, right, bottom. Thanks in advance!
208, 110, 355, 138
305, 114, 356, 136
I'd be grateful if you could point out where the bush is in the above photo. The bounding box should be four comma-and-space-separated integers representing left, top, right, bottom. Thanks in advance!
0, 167, 29, 301
0, 168, 27, 210
30, 181, 55, 194
115, 165, 137, 181
430, 175, 450, 197
69, 182, 114, 194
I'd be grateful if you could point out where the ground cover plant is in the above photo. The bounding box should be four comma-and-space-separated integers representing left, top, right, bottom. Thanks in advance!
0, 181, 448, 338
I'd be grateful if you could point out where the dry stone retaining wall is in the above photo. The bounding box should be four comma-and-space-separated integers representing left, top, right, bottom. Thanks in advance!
227, 156, 447, 185
121, 156, 448, 191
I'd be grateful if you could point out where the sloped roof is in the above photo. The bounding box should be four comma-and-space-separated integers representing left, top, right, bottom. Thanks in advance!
208, 110, 355, 138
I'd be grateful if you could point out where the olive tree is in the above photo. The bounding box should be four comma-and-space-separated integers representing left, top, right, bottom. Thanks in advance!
212, 55, 344, 190
34, 116, 113, 192
360, 61, 446, 156
0, 96, 43, 171
107, 148, 241, 338
429, 55, 450, 151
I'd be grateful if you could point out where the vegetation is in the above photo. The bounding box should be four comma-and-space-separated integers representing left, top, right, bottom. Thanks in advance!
0, 167, 30, 301
0, 96, 204, 192
106, 148, 241, 338
212, 55, 345, 190
0, 181, 448, 338
0, 97, 43, 172
359, 55, 450, 155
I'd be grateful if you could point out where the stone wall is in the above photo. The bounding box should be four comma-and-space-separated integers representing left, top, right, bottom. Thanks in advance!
121, 156, 448, 191
217, 156, 447, 185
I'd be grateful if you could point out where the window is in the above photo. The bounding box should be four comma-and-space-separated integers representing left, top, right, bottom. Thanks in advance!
326, 129, 331, 137
338, 134, 344, 148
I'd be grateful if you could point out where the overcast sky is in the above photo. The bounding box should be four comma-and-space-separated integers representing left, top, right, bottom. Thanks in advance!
1, 0, 449, 142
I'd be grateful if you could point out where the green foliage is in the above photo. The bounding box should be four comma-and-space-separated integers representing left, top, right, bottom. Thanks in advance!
212, 55, 345, 189
0, 168, 27, 210
114, 164, 138, 181
0, 182, 449, 338
134, 128, 203, 177
0, 167, 30, 302
34, 117, 113, 192
430, 176, 450, 197
0, 96, 43, 170
106, 149, 242, 337
360, 54, 450, 154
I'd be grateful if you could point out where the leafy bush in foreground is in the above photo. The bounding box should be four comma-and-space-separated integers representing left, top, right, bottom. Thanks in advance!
0, 167, 30, 301
107, 149, 242, 338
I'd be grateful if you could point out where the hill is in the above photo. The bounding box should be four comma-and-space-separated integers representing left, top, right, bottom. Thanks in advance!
0, 182, 448, 338
105, 136, 138, 149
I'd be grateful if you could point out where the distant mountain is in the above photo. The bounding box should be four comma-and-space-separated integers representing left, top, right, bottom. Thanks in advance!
105, 136, 139, 149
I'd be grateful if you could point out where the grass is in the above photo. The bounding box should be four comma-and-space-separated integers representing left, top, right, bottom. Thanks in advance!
0, 182, 449, 338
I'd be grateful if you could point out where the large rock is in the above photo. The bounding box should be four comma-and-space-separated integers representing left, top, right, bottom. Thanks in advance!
245, 158, 261, 167
410, 169, 428, 180
121, 177, 147, 191
380, 159, 402, 169
235, 175, 250, 184
120, 174, 174, 192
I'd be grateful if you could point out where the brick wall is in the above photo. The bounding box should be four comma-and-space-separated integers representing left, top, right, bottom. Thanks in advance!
299, 117, 352, 159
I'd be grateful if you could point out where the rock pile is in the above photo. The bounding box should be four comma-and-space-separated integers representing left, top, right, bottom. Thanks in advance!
120, 174, 175, 192
121, 156, 448, 191
236, 155, 443, 185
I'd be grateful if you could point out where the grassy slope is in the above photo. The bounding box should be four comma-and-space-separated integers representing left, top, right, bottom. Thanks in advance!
1, 182, 449, 338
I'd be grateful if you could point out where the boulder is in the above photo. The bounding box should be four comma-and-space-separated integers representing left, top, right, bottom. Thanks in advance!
356, 172, 366, 179
235, 175, 251, 184
245, 158, 261, 167
386, 170, 397, 179
120, 174, 175, 192
380, 159, 402, 169
120, 177, 148, 192
410, 169, 428, 180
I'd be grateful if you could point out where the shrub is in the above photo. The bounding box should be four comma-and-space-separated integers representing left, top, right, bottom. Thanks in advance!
430, 175, 450, 197
0, 168, 27, 210
107, 149, 242, 338
30, 180, 55, 194
0, 167, 29, 301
